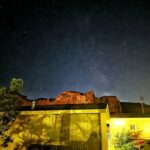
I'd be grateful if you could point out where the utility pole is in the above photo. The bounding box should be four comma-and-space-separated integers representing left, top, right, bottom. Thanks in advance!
139, 97, 144, 114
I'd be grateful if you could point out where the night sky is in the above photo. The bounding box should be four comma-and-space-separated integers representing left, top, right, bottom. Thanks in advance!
0, 0, 150, 104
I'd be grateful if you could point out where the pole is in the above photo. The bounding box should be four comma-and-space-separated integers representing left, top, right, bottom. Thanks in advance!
140, 97, 144, 114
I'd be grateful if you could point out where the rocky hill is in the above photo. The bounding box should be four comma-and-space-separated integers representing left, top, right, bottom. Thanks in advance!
17, 91, 150, 114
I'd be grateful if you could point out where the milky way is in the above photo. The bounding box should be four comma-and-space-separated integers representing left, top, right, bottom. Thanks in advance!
0, 0, 150, 104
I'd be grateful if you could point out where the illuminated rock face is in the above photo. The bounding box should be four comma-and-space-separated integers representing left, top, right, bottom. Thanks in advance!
17, 91, 123, 113
99, 96, 122, 113
17, 91, 95, 107
54, 91, 95, 104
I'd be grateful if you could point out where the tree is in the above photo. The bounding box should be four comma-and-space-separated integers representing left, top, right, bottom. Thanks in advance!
10, 115, 52, 150
10, 78, 23, 93
0, 78, 23, 147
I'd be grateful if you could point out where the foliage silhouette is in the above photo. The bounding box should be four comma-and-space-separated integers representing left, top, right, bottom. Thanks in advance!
0, 78, 23, 147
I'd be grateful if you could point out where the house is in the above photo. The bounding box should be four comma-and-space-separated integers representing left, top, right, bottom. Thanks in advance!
8, 91, 109, 150
2, 91, 150, 150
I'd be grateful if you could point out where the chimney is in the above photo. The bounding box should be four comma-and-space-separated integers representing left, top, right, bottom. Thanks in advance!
31, 101, 35, 110
140, 97, 144, 114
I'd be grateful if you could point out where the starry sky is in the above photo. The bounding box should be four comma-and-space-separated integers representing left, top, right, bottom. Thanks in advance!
0, 0, 150, 104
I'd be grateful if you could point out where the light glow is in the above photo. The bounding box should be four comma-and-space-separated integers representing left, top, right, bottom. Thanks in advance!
113, 119, 125, 126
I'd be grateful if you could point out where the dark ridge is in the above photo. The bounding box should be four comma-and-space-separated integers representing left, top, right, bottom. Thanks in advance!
17, 103, 107, 111
121, 102, 150, 113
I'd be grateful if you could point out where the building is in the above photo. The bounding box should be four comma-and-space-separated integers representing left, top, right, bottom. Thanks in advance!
109, 102, 150, 150
8, 91, 109, 150
2, 91, 150, 150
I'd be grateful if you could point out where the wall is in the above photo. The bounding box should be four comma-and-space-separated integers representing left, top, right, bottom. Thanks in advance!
7, 109, 109, 150
109, 117, 150, 150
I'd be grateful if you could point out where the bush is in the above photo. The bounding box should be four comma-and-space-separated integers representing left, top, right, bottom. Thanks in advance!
113, 130, 137, 150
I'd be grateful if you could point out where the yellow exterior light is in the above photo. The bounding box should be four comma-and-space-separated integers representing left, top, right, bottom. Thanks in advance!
109, 117, 150, 150
113, 119, 125, 126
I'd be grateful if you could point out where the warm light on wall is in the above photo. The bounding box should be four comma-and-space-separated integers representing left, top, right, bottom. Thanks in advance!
7, 109, 109, 150
110, 118, 150, 140
113, 119, 125, 126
